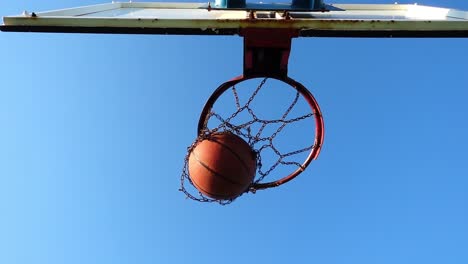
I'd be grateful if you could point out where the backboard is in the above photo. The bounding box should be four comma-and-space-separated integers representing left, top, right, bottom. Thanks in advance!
2, 2, 468, 37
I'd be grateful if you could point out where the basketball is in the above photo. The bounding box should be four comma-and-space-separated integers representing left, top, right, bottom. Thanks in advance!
188, 132, 257, 200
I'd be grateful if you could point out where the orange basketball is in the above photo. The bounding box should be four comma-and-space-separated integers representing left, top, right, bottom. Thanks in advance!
188, 132, 257, 200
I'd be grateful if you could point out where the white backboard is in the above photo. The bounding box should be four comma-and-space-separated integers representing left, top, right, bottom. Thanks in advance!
2, 2, 468, 37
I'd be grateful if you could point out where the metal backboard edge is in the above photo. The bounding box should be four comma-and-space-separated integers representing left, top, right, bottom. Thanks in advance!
2, 2, 468, 37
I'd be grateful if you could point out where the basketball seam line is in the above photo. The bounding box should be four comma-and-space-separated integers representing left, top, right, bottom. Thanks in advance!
192, 150, 246, 187
210, 137, 253, 177
191, 179, 236, 200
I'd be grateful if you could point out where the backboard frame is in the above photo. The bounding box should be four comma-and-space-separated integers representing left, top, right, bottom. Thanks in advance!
2, 2, 468, 37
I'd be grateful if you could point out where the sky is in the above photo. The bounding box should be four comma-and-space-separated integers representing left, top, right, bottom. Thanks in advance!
1, 0, 468, 263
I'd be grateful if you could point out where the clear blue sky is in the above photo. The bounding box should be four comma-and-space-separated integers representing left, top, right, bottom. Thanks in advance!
1, 1, 468, 263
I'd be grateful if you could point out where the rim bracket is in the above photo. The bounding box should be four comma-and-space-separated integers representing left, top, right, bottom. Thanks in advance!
241, 29, 299, 78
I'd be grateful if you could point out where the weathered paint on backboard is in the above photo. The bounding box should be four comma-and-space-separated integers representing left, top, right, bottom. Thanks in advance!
2, 2, 468, 37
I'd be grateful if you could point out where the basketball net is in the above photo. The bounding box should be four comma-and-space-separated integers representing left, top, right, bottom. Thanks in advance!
180, 77, 323, 204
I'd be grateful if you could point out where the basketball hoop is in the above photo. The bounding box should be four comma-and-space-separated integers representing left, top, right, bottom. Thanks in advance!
180, 75, 324, 204
180, 29, 325, 204
201, 75, 324, 189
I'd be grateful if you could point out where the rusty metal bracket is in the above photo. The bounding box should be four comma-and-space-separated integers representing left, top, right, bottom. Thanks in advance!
240, 28, 299, 78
